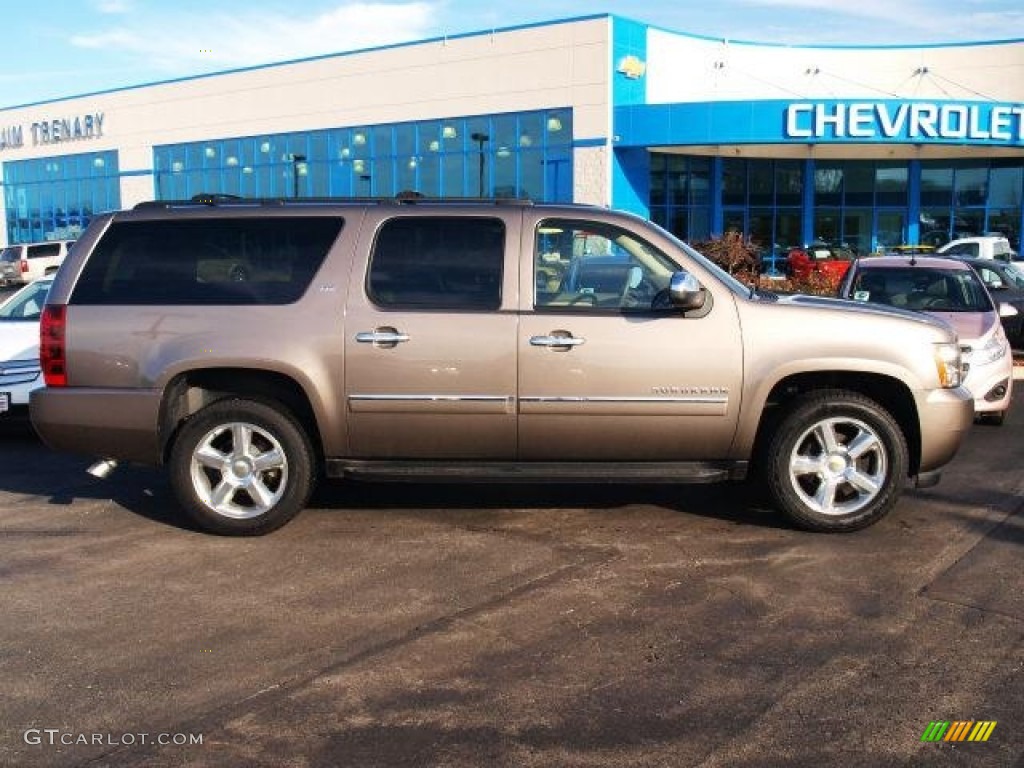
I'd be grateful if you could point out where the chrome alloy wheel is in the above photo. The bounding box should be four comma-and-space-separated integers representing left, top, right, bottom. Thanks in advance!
787, 416, 888, 516
189, 422, 288, 519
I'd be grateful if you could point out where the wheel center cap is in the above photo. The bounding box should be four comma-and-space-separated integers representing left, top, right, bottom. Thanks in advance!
826, 454, 849, 474
231, 458, 253, 479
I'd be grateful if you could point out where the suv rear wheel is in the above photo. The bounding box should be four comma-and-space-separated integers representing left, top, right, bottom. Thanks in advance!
766, 390, 908, 532
169, 398, 315, 535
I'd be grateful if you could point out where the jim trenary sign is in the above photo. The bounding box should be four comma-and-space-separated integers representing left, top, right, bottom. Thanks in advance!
785, 101, 1024, 144
0, 111, 105, 152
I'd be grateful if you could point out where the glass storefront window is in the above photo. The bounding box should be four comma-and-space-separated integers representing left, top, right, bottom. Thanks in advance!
775, 161, 802, 207
875, 165, 907, 207
749, 161, 773, 207
150, 108, 574, 205
668, 155, 688, 206
988, 208, 1021, 248
877, 211, 905, 249
3, 150, 120, 244
650, 154, 666, 206
989, 166, 1022, 208
844, 165, 873, 206
689, 157, 711, 206
920, 166, 953, 206
442, 153, 466, 198
956, 166, 987, 206
842, 209, 871, 253
814, 165, 843, 206
814, 210, 840, 244
722, 159, 745, 206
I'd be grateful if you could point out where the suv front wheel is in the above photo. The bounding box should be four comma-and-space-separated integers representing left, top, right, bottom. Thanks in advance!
169, 398, 315, 535
766, 390, 908, 532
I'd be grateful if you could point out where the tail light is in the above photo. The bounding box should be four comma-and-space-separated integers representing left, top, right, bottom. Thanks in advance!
20, 259, 29, 273
40, 305, 67, 387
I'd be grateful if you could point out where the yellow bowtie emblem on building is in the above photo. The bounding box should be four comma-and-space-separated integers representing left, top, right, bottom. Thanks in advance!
617, 55, 647, 80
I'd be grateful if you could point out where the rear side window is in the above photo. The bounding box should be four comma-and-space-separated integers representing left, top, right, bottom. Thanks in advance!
27, 243, 61, 259
368, 217, 504, 310
71, 217, 343, 305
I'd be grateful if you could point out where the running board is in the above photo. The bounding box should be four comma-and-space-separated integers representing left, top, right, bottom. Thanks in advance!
326, 460, 747, 484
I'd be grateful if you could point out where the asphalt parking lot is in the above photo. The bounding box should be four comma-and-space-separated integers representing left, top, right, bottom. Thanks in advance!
0, 390, 1022, 768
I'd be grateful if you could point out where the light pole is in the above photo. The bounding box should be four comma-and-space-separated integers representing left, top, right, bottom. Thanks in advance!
470, 132, 489, 197
291, 154, 307, 198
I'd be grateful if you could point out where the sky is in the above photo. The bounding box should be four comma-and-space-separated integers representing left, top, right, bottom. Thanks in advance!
2, 0, 1023, 110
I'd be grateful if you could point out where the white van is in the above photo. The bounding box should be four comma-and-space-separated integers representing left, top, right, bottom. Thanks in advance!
0, 240, 75, 286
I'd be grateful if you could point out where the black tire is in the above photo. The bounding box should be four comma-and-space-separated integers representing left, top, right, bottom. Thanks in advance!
764, 389, 908, 532
169, 398, 315, 535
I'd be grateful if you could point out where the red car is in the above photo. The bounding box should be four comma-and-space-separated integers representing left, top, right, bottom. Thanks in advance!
786, 243, 856, 285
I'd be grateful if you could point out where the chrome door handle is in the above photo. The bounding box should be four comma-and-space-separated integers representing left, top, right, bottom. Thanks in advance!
355, 330, 410, 344
530, 334, 585, 347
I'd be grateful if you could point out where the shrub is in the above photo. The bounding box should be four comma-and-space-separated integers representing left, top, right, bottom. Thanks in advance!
688, 234, 839, 297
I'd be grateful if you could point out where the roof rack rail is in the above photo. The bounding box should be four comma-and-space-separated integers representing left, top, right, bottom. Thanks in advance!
133, 193, 535, 210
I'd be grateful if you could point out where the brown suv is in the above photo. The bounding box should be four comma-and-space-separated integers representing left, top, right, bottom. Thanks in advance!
31, 197, 974, 535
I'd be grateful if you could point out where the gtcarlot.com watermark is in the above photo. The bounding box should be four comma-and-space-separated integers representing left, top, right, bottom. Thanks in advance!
24, 729, 203, 747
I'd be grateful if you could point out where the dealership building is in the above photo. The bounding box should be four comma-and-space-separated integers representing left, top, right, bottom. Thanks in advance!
1, 14, 1023, 260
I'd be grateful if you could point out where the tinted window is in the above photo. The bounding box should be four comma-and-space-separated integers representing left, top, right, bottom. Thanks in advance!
27, 243, 61, 259
0, 247, 22, 263
72, 217, 343, 305
368, 217, 504, 310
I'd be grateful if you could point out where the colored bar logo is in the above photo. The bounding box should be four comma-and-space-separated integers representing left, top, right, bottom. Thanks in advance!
921, 721, 997, 742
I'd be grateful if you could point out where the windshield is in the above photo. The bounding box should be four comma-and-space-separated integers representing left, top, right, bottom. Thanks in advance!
1000, 262, 1024, 287
0, 280, 52, 321
849, 267, 993, 313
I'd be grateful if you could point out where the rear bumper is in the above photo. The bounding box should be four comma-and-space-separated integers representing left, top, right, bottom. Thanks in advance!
916, 386, 975, 474
30, 387, 163, 464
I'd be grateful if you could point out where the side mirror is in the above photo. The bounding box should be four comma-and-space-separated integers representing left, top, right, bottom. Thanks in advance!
998, 302, 1019, 318
668, 271, 706, 311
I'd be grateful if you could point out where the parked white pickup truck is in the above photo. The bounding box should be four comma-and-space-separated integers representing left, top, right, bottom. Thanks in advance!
937, 235, 1019, 262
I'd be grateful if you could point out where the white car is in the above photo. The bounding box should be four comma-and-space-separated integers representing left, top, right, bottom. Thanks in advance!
0, 240, 74, 286
840, 257, 1014, 425
0, 278, 52, 417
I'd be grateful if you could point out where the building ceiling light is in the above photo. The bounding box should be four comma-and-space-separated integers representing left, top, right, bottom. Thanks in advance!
546, 116, 563, 133
442, 125, 457, 139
